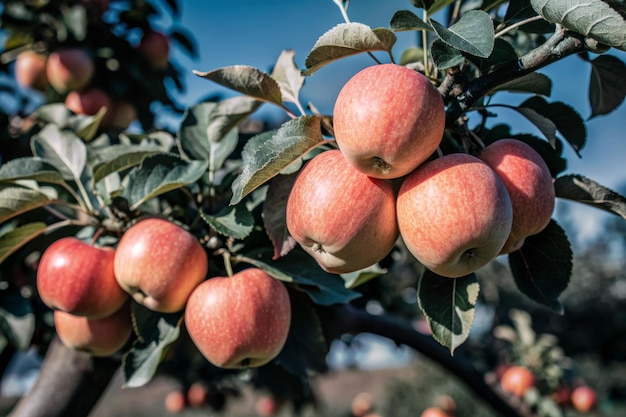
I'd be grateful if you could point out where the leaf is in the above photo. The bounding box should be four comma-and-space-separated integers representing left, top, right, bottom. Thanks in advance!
491, 72, 553, 96
0, 187, 56, 224
468, 38, 519, 74
509, 105, 559, 146
588, 55, 626, 118
427, 0, 457, 15
170, 27, 198, 57
0, 288, 35, 350
341, 263, 387, 289
0, 222, 47, 265
70, 108, 107, 142
430, 10, 495, 58
554, 175, 626, 219
271, 50, 306, 106
262, 173, 298, 260
530, 0, 626, 50
303, 23, 397, 75
31, 124, 87, 181
121, 154, 209, 210
0, 157, 66, 185
122, 305, 181, 388
417, 271, 479, 354
390, 10, 433, 32
230, 116, 325, 205
508, 220, 572, 312
431, 39, 465, 70
200, 202, 254, 239
193, 66, 283, 107
89, 145, 164, 184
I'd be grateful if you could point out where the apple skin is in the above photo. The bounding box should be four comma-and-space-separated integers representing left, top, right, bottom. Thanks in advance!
37, 237, 128, 319
65, 88, 113, 121
571, 385, 597, 413
286, 150, 398, 274
46, 48, 94, 93
185, 268, 291, 369
500, 365, 535, 398
139, 30, 170, 69
14, 51, 48, 91
114, 218, 208, 313
420, 407, 452, 417
333, 63, 445, 179
54, 302, 132, 357
397, 153, 513, 278
479, 138, 555, 254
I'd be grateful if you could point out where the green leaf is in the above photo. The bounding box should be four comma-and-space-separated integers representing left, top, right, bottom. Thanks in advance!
70, 108, 107, 142
230, 116, 325, 205
0, 187, 56, 224
430, 11, 495, 58
192, 66, 283, 107
262, 173, 298, 260
0, 157, 66, 185
0, 288, 35, 350
588, 55, 626, 118
417, 271, 479, 354
508, 105, 559, 146
36, 103, 73, 127
390, 10, 433, 32
554, 175, 626, 219
491, 72, 553, 96
89, 145, 164, 184
431, 39, 465, 70
200, 202, 254, 239
427, 0, 457, 15
121, 154, 209, 210
341, 263, 387, 289
271, 50, 306, 106
31, 124, 87, 181
303, 23, 397, 75
468, 38, 518, 74
531, 0, 626, 50
122, 304, 181, 388
508, 220, 572, 313
0, 222, 47, 265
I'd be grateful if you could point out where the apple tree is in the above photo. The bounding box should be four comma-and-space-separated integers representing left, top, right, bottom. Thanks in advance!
0, 0, 625, 416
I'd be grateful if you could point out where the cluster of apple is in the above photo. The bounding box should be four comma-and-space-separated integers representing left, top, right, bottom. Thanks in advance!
13, 28, 169, 129
286, 64, 555, 278
36, 217, 292, 370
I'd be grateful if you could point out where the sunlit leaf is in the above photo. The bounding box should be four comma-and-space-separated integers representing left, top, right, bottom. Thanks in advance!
271, 50, 305, 106
193, 66, 283, 106
31, 124, 87, 181
555, 175, 626, 219
200, 202, 254, 239
0, 187, 56, 224
89, 145, 164, 184
0, 222, 47, 265
430, 11, 495, 58
341, 263, 387, 289
0, 157, 66, 185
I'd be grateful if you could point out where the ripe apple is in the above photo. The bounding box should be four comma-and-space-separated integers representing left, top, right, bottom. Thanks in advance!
14, 51, 48, 91
54, 302, 132, 357
479, 138, 555, 254
37, 237, 128, 319
286, 150, 398, 274
570, 385, 597, 413
420, 407, 452, 417
164, 389, 187, 413
185, 268, 291, 369
114, 218, 208, 313
65, 88, 113, 123
500, 365, 535, 398
333, 63, 445, 179
46, 48, 94, 93
139, 30, 170, 69
397, 153, 513, 278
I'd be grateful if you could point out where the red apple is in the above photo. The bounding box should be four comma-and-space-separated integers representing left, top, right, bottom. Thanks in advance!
500, 365, 535, 398
114, 218, 208, 313
420, 407, 452, 417
139, 30, 170, 69
397, 153, 513, 278
255, 395, 284, 416
164, 389, 187, 413
479, 138, 555, 253
54, 302, 132, 357
65, 88, 112, 122
570, 385, 597, 413
37, 237, 128, 319
333, 63, 445, 179
286, 150, 398, 274
14, 51, 48, 91
185, 268, 291, 369
46, 48, 94, 93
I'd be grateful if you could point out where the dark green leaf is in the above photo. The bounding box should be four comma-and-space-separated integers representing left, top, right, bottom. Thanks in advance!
69, 108, 107, 142
431, 39, 465, 70
271, 50, 306, 106
491, 72, 552, 96
470, 38, 519, 74
200, 202, 254, 239
0, 222, 47, 265
89, 145, 164, 184
506, 105, 559, 146
390, 10, 433, 32
230, 116, 325, 205
521, 97, 586, 152
430, 11, 495, 58
0, 187, 56, 224
0, 288, 34, 350
554, 175, 626, 219
0, 157, 66, 185
418, 271, 479, 354
508, 220, 572, 313
427, 0, 456, 14
589, 55, 626, 118
262, 174, 298, 260
170, 27, 198, 57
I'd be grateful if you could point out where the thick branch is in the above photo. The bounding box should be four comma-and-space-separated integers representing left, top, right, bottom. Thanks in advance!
323, 304, 533, 417
8, 336, 119, 417
446, 29, 587, 123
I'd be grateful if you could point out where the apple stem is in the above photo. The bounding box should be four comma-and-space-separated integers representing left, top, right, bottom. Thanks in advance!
222, 251, 234, 277
371, 157, 392, 175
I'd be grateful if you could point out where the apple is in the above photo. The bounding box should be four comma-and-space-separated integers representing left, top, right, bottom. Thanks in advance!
54, 302, 132, 357
396, 153, 513, 278
114, 218, 208, 313
139, 30, 170, 69
570, 385, 597, 413
65, 88, 113, 122
185, 268, 291, 369
46, 48, 94, 93
37, 237, 128, 319
286, 150, 398, 274
500, 365, 535, 398
351, 392, 373, 417
164, 389, 187, 413
420, 407, 452, 417
255, 395, 284, 416
186, 382, 208, 408
14, 51, 48, 91
108, 99, 137, 129
479, 138, 555, 254
333, 63, 445, 179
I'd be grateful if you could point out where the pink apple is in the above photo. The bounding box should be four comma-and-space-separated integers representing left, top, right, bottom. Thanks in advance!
479, 139, 555, 253
139, 30, 170, 69
397, 153, 513, 278
185, 268, 291, 369
37, 237, 128, 319
571, 385, 597, 413
286, 149, 398, 274
46, 48, 94, 93
14, 51, 48, 91
333, 63, 445, 179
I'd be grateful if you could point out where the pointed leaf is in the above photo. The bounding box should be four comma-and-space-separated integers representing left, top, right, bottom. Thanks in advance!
193, 66, 283, 106
589, 55, 626, 118
431, 39, 465, 70
303, 23, 397, 75
230, 116, 325, 205
508, 220, 572, 312
430, 11, 495, 58
418, 271, 479, 354
427, 0, 457, 15
0, 187, 56, 224
491, 72, 552, 96
0, 157, 66, 185
341, 263, 387, 289
390, 10, 433, 32
0, 222, 47, 265
200, 202, 254, 239
121, 154, 209, 210
89, 145, 164, 184
271, 50, 306, 106
31, 124, 87, 181
70, 108, 107, 142
263, 173, 298, 259
554, 174, 626, 219
509, 105, 559, 146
